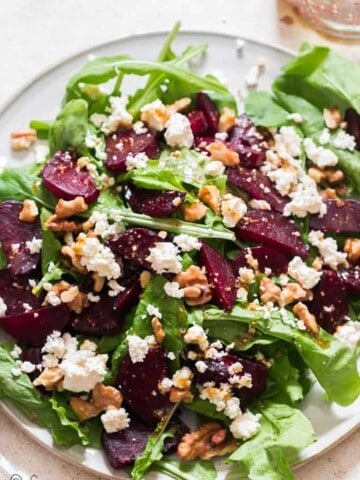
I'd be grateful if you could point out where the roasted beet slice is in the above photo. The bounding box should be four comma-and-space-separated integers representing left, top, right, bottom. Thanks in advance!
196, 93, 220, 135
0, 304, 70, 346
232, 246, 289, 276
126, 185, 185, 217
235, 210, 309, 258
345, 108, 360, 150
113, 279, 141, 312
340, 267, 360, 295
308, 270, 348, 334
0, 269, 41, 315
229, 114, 271, 148
310, 199, 360, 233
192, 353, 267, 405
119, 347, 171, 425
0, 201, 42, 277
227, 167, 288, 212
200, 242, 236, 311
107, 228, 164, 268
235, 144, 266, 168
42, 151, 99, 203
106, 130, 160, 172
187, 109, 209, 136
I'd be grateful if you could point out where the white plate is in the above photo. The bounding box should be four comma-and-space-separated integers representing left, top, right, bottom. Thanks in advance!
0, 31, 359, 480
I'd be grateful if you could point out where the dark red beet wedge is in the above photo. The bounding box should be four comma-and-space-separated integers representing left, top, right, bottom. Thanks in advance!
113, 279, 141, 312
192, 353, 267, 405
42, 151, 99, 203
0, 201, 41, 277
118, 347, 171, 425
308, 270, 348, 334
0, 269, 41, 315
345, 108, 360, 150
227, 166, 288, 212
229, 114, 271, 147
0, 303, 70, 346
340, 267, 360, 295
187, 110, 209, 136
232, 246, 289, 276
105, 130, 160, 172
106, 228, 164, 268
200, 242, 236, 311
310, 199, 360, 233
235, 210, 309, 258
196, 93, 220, 135
126, 185, 185, 217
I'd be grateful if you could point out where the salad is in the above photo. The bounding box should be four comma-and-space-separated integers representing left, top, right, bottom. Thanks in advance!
0, 23, 360, 480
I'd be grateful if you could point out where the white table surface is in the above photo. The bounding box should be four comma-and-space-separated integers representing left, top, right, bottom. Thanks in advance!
0, 0, 359, 479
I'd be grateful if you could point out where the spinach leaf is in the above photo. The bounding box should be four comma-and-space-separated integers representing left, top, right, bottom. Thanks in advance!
40, 209, 62, 274
49, 99, 89, 155
153, 458, 217, 480
244, 91, 289, 128
267, 348, 304, 405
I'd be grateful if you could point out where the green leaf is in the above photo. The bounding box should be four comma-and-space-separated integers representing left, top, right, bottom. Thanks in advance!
154, 458, 217, 480
32, 263, 64, 296
0, 246, 7, 269
49, 99, 89, 155
244, 91, 289, 128
186, 396, 229, 423
268, 348, 304, 405
40, 209, 62, 274
29, 120, 51, 140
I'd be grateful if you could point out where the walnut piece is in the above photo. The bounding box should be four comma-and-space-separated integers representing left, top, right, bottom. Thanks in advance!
139, 270, 152, 289
177, 422, 238, 461
219, 107, 236, 133
70, 397, 102, 422
45, 214, 85, 233
279, 282, 311, 307
33, 367, 64, 391
308, 167, 344, 186
19, 199, 39, 223
61, 245, 87, 273
92, 272, 106, 292
259, 277, 281, 304
198, 185, 221, 214
169, 387, 194, 404
344, 238, 360, 264
175, 265, 212, 306
206, 142, 240, 167
323, 107, 341, 129
55, 196, 88, 219
10, 129, 37, 150
293, 302, 319, 334
151, 317, 166, 344
182, 201, 208, 222
167, 97, 191, 115
92, 383, 123, 410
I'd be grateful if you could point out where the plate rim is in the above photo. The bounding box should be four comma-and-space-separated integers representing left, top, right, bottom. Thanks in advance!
0, 28, 358, 479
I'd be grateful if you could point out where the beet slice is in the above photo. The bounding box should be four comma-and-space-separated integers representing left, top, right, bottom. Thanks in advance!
0, 303, 71, 346
42, 151, 99, 203
310, 199, 360, 233
340, 266, 360, 295
105, 130, 160, 172
113, 279, 142, 312
227, 166, 288, 212
118, 348, 171, 425
229, 114, 271, 148
196, 93, 220, 135
126, 185, 185, 217
308, 270, 348, 334
200, 242, 236, 311
0, 269, 41, 315
0, 201, 42, 277
345, 108, 360, 150
235, 210, 309, 258
232, 246, 289, 276
187, 109, 209, 136
192, 353, 267, 405
106, 228, 164, 268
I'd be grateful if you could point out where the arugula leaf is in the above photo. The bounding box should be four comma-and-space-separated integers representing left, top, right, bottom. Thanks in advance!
186, 396, 229, 423
153, 458, 217, 480
267, 348, 304, 405
244, 91, 289, 128
29, 120, 51, 140
49, 395, 90, 446
227, 401, 315, 480
32, 263, 64, 296
49, 99, 89, 155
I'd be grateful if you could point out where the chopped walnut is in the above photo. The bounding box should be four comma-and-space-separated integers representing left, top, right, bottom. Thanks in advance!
167, 97, 191, 115
177, 422, 238, 461
33, 366, 64, 391
139, 270, 152, 289
92, 383, 123, 410
151, 317, 165, 344
312, 256, 324, 271
55, 196, 88, 219
70, 397, 102, 422
175, 265, 212, 306
344, 238, 360, 264
198, 185, 221, 214
92, 272, 106, 292
169, 387, 194, 404
19, 199, 39, 223
67, 290, 89, 314
61, 245, 87, 273
140, 102, 170, 131
308, 167, 326, 184
323, 107, 341, 130
279, 282, 310, 307
293, 302, 319, 335
219, 107, 236, 133
308, 167, 344, 186
260, 277, 281, 304
182, 201, 208, 222
206, 142, 240, 167
10, 129, 37, 151
320, 188, 337, 200
45, 214, 84, 233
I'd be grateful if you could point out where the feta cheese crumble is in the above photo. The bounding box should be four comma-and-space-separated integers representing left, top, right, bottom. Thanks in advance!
332, 130, 356, 151
274, 126, 302, 158
26, 237, 42, 254
101, 408, 130, 433
283, 175, 327, 218
164, 113, 194, 149
286, 113, 303, 124
221, 194, 247, 228
78, 235, 121, 280
164, 281, 184, 298
204, 160, 226, 177
287, 256, 322, 290
304, 138, 338, 168
229, 411, 261, 440
173, 234, 201, 252
146, 304, 162, 319
183, 325, 209, 351
140, 99, 169, 131
127, 334, 155, 363
10, 344, 22, 359
101, 96, 133, 135
334, 321, 360, 351
308, 230, 348, 270
146, 242, 182, 274
125, 152, 149, 171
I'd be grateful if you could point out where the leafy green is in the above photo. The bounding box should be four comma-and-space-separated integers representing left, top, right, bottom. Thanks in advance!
267, 348, 304, 405
244, 92, 289, 128
29, 120, 51, 140
227, 401, 315, 480
0, 246, 7, 269
48, 99, 89, 155
32, 263, 64, 296
186, 396, 229, 423
40, 209, 62, 274
153, 458, 217, 480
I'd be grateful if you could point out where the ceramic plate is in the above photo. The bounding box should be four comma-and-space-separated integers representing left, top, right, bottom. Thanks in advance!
0, 31, 359, 480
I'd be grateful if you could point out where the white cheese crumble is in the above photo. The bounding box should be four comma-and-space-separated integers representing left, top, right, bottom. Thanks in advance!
90, 113, 107, 129
78, 235, 121, 280
287, 256, 322, 289
221, 194, 247, 228
267, 166, 299, 196
286, 113, 303, 124
334, 321, 360, 351
274, 126, 302, 158
26, 237, 42, 254
204, 160, 226, 177
146, 304, 162, 319
125, 152, 149, 171
10, 344, 22, 359
108, 280, 125, 297
101, 408, 130, 433
88, 211, 118, 239
20, 361, 36, 373
164, 113, 194, 149
304, 138, 338, 167
172, 366, 193, 390
164, 281, 184, 298
195, 360, 208, 373
249, 199, 271, 210
224, 397, 242, 419
0, 297, 7, 317
229, 411, 261, 440
127, 334, 155, 363
173, 234, 201, 252
101, 96, 133, 135
158, 377, 173, 393
133, 121, 148, 135
146, 242, 182, 274
183, 325, 209, 351
332, 130, 356, 151
308, 230, 348, 270
283, 175, 327, 218
318, 128, 331, 145
245, 65, 260, 88
140, 99, 169, 131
